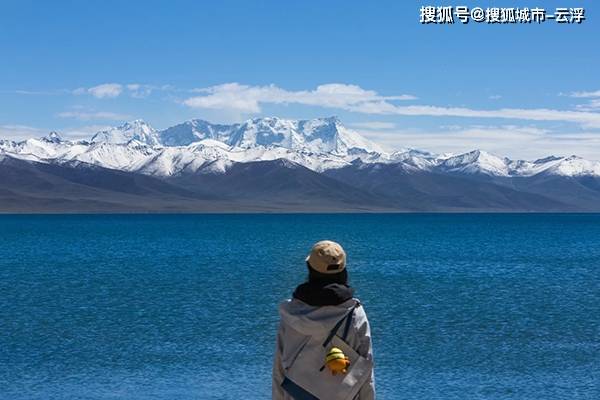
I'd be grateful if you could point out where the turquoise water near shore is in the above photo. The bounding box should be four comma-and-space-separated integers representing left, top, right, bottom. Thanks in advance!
1, 214, 599, 399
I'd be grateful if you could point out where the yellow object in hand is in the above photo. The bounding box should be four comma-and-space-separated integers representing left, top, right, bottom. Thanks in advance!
325, 347, 350, 375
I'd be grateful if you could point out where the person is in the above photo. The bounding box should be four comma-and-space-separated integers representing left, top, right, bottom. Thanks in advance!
272, 240, 375, 400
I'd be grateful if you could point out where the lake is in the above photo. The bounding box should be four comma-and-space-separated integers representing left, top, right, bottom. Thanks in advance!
1, 214, 599, 399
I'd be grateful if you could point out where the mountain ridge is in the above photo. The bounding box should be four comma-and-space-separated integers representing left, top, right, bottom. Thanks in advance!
1, 116, 598, 178
1, 116, 600, 212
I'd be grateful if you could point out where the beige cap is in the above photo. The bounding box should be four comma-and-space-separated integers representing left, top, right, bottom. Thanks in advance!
306, 240, 346, 274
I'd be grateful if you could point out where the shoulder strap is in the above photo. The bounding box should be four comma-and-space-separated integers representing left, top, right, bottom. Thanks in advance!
322, 302, 360, 348
341, 305, 355, 341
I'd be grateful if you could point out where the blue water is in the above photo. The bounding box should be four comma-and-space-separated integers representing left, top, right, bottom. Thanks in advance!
1, 214, 599, 400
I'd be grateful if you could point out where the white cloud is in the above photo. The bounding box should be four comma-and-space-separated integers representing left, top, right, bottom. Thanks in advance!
564, 89, 600, 113
568, 90, 600, 98
586, 99, 600, 109
183, 82, 600, 129
348, 104, 600, 129
574, 98, 600, 112
70, 83, 171, 99
184, 82, 416, 113
89, 83, 123, 98
3, 89, 67, 95
126, 83, 154, 98
489, 94, 502, 100
0, 125, 46, 141
56, 111, 131, 121
349, 121, 397, 130
75, 83, 123, 99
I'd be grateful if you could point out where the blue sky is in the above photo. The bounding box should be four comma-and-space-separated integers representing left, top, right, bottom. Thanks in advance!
1, 0, 599, 159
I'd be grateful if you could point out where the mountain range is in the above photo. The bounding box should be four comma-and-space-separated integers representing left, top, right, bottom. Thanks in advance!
1, 117, 599, 212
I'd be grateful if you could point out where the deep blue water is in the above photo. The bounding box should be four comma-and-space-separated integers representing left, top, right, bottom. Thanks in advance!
1, 214, 599, 400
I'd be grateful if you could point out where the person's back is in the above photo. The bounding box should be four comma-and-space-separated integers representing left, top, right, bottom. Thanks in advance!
272, 241, 375, 400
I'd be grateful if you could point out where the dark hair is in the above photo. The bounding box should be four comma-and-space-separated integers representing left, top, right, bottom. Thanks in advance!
306, 262, 348, 285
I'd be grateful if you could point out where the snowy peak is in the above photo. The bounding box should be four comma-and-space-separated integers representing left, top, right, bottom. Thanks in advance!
90, 116, 381, 156
385, 149, 441, 171
228, 116, 382, 155
159, 119, 238, 146
440, 150, 511, 176
533, 155, 563, 164
91, 119, 160, 146
43, 131, 63, 144
229, 117, 303, 149
542, 155, 600, 177
436, 151, 600, 178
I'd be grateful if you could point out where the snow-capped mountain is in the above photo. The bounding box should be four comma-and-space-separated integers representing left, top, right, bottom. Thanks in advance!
2, 116, 600, 212
159, 120, 238, 146
91, 120, 161, 146
44, 131, 63, 144
158, 116, 383, 155
1, 116, 599, 179
1, 131, 79, 160
226, 116, 383, 155
513, 155, 600, 177
439, 150, 512, 176
436, 150, 600, 178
